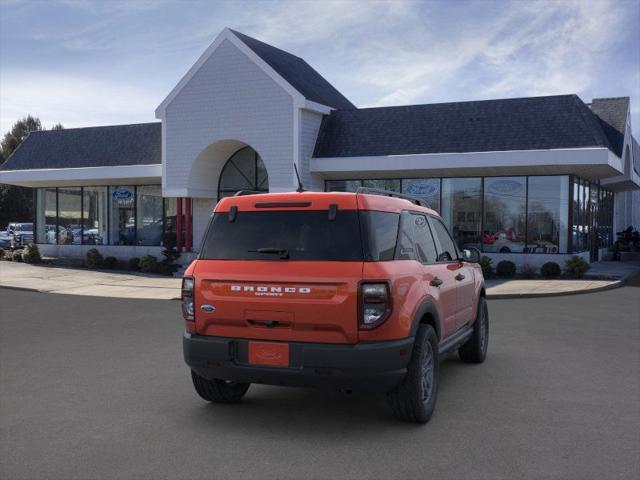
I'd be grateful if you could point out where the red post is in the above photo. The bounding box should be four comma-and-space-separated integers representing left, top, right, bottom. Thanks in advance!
185, 198, 192, 253
176, 197, 183, 252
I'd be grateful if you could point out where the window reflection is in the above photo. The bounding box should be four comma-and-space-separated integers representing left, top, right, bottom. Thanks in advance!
325, 180, 362, 192
362, 179, 400, 192
83, 187, 107, 245
109, 186, 136, 245
402, 178, 440, 212
136, 186, 163, 246
441, 178, 482, 251
36, 188, 57, 244
483, 177, 526, 253
57, 187, 82, 245
526, 176, 569, 253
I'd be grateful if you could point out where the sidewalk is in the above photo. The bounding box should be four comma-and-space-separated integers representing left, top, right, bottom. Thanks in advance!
0, 260, 638, 301
0, 262, 181, 300
485, 260, 640, 299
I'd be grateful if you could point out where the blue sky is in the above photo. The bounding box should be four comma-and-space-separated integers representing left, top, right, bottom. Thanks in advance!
1, 0, 639, 137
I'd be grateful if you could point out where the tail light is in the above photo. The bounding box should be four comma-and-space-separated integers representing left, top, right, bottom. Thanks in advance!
359, 282, 392, 330
181, 277, 195, 321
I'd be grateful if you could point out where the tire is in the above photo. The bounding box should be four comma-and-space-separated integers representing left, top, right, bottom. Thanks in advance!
458, 297, 489, 363
387, 325, 439, 424
190, 370, 250, 404
499, 247, 511, 253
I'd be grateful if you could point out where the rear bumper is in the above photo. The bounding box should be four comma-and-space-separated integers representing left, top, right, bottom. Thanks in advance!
183, 332, 414, 393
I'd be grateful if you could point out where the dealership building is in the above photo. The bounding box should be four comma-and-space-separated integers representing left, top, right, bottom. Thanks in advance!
1, 28, 638, 266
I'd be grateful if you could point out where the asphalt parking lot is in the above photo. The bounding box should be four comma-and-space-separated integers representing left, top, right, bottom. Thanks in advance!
1, 286, 639, 480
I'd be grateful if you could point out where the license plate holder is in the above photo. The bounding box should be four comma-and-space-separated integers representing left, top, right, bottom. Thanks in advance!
248, 341, 289, 367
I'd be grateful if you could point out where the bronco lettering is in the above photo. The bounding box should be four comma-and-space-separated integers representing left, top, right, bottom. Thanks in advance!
230, 285, 311, 294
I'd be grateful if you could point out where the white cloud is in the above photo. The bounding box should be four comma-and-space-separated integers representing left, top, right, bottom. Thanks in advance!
0, 0, 637, 137
0, 72, 158, 132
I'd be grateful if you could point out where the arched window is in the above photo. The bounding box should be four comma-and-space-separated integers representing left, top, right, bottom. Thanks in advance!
217, 146, 269, 199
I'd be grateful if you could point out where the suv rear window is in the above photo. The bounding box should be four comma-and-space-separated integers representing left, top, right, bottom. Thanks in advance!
200, 209, 402, 262
201, 210, 364, 261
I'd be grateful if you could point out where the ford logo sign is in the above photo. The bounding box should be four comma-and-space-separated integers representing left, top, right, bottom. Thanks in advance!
488, 180, 523, 195
200, 305, 215, 313
112, 189, 133, 200
405, 182, 438, 197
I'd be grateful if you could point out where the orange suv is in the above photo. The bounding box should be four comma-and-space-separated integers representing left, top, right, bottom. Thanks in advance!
182, 189, 488, 423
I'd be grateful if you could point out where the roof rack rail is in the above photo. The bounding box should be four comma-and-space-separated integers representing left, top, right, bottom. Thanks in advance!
233, 190, 263, 197
356, 187, 431, 209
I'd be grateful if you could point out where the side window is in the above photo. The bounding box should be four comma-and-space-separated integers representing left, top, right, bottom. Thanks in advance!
430, 218, 458, 262
360, 211, 400, 261
395, 213, 417, 261
411, 214, 438, 263
394, 213, 438, 263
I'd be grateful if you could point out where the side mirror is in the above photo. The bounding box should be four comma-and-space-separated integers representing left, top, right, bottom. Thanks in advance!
462, 247, 481, 263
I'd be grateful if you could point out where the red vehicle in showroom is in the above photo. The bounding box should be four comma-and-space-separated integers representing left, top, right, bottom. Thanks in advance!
181, 189, 488, 423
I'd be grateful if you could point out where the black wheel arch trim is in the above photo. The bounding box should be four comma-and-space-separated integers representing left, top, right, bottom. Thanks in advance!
409, 301, 442, 340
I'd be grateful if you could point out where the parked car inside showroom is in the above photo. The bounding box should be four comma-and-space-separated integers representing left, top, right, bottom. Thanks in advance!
5, 223, 34, 249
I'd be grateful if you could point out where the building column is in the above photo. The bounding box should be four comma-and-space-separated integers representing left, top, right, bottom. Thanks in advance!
185, 198, 192, 252
176, 197, 183, 252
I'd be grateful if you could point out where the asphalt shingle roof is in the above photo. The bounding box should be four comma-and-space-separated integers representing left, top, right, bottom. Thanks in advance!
230, 29, 355, 110
589, 97, 629, 157
313, 94, 616, 158
1, 122, 161, 171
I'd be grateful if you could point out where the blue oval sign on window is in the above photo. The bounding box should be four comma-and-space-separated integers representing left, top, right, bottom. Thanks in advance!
112, 189, 133, 200
488, 179, 523, 195
405, 182, 438, 197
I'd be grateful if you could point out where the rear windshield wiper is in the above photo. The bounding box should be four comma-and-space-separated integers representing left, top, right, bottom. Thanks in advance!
248, 247, 290, 259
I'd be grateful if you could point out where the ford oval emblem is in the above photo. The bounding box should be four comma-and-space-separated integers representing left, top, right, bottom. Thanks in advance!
405, 182, 438, 197
111, 189, 133, 200
488, 179, 523, 195
200, 304, 215, 313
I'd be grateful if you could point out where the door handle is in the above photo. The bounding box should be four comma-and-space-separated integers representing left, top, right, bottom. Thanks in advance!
430, 277, 443, 287
455, 273, 465, 281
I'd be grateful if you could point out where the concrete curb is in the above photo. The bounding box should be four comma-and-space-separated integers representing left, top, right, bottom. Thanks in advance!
0, 284, 180, 300
0, 285, 40, 293
486, 279, 623, 300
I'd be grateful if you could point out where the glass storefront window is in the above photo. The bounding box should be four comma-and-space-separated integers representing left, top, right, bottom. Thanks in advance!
82, 187, 107, 245
527, 176, 569, 254
323, 175, 604, 256
325, 180, 362, 192
362, 179, 400, 192
163, 197, 177, 248
218, 146, 269, 199
36, 188, 57, 244
109, 186, 136, 245
402, 178, 440, 212
483, 177, 526, 253
57, 187, 82, 245
136, 185, 163, 246
441, 178, 482, 250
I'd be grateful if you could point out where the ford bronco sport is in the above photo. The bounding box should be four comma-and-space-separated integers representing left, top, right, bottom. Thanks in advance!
182, 189, 488, 423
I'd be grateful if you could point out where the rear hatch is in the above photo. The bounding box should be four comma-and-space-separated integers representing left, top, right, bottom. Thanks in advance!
193, 194, 363, 344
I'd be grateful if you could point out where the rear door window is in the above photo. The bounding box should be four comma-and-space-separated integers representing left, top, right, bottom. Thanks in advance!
395, 212, 438, 263
411, 214, 438, 263
429, 217, 459, 262
201, 210, 363, 261
359, 211, 400, 261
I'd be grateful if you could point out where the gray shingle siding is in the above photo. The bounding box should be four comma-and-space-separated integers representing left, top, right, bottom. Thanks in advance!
230, 30, 355, 111
589, 97, 629, 157
1, 122, 160, 171
314, 95, 616, 158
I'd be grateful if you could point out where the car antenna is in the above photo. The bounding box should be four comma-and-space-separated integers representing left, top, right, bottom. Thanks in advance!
293, 163, 305, 192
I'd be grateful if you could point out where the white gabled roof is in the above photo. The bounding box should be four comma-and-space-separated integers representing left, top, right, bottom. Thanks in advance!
155, 28, 347, 117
